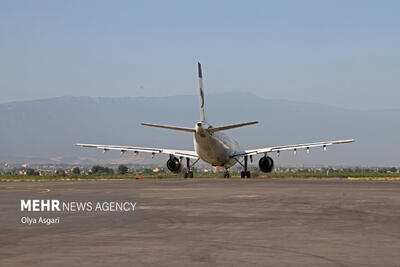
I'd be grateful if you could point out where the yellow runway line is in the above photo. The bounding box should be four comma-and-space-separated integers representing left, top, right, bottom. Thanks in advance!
40, 188, 51, 193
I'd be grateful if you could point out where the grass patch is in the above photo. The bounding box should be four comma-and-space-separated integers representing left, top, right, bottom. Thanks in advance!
1, 170, 400, 182
347, 177, 400, 181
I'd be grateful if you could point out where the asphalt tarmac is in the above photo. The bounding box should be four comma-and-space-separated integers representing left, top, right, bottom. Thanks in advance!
1, 178, 399, 266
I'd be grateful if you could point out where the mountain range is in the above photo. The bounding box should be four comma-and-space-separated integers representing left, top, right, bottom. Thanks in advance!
0, 93, 398, 167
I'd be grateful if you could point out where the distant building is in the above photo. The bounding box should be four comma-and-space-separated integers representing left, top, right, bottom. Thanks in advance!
213, 166, 224, 173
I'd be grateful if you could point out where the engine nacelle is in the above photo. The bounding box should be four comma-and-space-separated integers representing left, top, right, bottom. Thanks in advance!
259, 156, 274, 173
166, 157, 182, 173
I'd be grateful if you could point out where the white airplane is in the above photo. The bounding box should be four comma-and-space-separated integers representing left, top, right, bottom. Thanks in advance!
76, 63, 355, 178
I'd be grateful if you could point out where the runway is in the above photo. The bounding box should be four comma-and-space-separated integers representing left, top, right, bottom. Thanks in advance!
1, 178, 399, 266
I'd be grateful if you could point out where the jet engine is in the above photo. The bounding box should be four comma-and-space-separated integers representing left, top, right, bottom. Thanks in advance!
259, 156, 274, 173
166, 157, 182, 173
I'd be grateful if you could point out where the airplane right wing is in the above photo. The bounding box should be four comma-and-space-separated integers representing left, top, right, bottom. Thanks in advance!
233, 139, 355, 157
76, 144, 199, 159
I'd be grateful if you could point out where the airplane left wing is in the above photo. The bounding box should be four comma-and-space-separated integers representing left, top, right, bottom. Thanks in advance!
233, 139, 355, 157
75, 144, 199, 159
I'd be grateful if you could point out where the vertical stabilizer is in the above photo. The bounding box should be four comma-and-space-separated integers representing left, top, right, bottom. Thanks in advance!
198, 62, 207, 122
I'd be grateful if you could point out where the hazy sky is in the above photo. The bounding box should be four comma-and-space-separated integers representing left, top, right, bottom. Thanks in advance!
1, 0, 399, 109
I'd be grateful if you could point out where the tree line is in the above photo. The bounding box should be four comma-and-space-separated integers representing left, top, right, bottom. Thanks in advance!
21, 165, 130, 176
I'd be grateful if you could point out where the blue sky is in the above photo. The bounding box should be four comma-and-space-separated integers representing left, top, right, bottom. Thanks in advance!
1, 0, 399, 109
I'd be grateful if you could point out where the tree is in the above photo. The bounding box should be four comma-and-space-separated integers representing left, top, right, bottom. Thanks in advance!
104, 167, 114, 175
91, 165, 103, 174
143, 168, 153, 174
118, 165, 129, 175
72, 167, 81, 175
56, 169, 66, 176
91, 165, 114, 175
26, 168, 36, 176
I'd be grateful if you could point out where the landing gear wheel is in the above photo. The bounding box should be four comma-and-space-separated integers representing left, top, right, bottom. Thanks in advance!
241, 171, 251, 178
184, 158, 194, 179
224, 171, 230, 178
241, 156, 251, 178
184, 171, 193, 178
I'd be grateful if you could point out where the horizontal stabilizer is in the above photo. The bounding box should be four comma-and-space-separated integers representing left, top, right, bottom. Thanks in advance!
208, 121, 258, 133
141, 123, 196, 133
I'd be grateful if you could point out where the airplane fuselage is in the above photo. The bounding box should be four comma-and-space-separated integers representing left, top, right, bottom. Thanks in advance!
194, 122, 239, 168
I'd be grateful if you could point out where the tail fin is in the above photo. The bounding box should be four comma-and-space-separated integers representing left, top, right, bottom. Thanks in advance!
198, 62, 206, 122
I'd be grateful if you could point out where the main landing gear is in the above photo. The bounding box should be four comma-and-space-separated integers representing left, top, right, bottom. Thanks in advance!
223, 169, 230, 178
240, 155, 251, 179
184, 158, 194, 178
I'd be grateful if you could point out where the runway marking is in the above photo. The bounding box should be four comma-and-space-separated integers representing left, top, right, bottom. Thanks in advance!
40, 188, 51, 193
1, 187, 52, 193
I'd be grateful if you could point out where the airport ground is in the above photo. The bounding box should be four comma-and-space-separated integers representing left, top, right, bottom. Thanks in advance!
1, 178, 400, 266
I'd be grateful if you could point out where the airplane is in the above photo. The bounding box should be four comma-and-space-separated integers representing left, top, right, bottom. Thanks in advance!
76, 63, 355, 178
